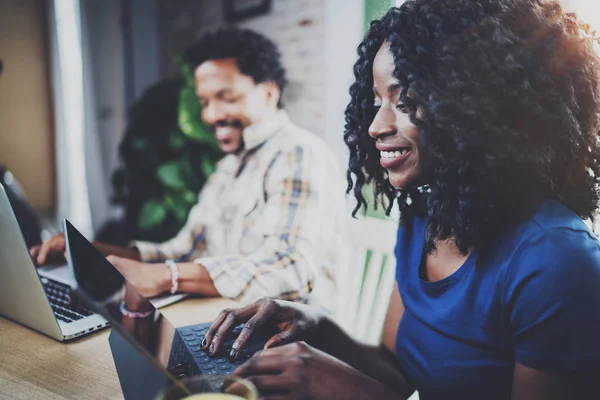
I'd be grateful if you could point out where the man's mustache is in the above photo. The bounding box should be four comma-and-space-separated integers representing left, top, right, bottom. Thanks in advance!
210, 120, 243, 132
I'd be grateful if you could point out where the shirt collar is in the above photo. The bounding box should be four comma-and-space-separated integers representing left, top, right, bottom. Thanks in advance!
241, 110, 290, 154
217, 110, 290, 175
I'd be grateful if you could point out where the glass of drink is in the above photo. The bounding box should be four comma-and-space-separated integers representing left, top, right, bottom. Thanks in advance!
156, 375, 257, 400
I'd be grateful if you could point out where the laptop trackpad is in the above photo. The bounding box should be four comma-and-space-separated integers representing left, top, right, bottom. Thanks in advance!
38, 264, 72, 285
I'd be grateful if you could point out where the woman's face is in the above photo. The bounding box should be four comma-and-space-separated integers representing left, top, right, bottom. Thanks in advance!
369, 42, 425, 190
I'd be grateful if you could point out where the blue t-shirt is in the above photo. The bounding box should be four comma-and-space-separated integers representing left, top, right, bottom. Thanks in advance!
395, 200, 600, 399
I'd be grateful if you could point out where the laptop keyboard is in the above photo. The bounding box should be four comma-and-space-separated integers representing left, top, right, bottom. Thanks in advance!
40, 277, 94, 323
171, 323, 267, 386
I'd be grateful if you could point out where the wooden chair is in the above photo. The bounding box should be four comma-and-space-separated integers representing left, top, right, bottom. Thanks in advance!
335, 215, 421, 399
335, 216, 399, 345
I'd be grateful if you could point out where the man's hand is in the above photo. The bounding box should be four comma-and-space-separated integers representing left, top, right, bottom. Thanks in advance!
106, 256, 171, 298
30, 234, 67, 265
233, 342, 401, 399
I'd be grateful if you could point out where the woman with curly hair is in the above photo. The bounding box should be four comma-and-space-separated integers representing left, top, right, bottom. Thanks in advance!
201, 1, 600, 398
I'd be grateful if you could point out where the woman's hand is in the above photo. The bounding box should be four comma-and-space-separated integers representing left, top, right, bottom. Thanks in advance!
233, 341, 398, 400
202, 299, 326, 359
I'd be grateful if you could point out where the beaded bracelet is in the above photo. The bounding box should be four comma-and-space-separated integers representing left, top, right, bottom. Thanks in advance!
119, 301, 153, 319
165, 259, 179, 295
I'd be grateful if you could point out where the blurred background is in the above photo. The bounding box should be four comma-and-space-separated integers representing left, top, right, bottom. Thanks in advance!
0, 0, 599, 246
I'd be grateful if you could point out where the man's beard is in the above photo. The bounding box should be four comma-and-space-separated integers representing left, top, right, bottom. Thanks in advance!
211, 119, 245, 154
210, 119, 244, 131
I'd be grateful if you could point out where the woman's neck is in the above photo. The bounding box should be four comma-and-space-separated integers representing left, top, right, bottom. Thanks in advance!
421, 239, 473, 282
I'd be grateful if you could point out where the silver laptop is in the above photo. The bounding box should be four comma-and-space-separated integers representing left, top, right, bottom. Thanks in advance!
0, 185, 108, 340
0, 184, 187, 341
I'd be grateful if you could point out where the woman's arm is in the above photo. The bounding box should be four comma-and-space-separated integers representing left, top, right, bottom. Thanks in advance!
204, 284, 413, 397
505, 231, 600, 399
511, 363, 579, 400
313, 283, 413, 398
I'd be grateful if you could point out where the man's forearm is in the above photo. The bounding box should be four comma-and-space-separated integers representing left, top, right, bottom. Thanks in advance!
154, 261, 219, 297
315, 316, 413, 398
93, 241, 142, 261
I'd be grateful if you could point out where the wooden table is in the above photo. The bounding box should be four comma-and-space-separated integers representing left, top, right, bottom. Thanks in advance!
0, 297, 238, 399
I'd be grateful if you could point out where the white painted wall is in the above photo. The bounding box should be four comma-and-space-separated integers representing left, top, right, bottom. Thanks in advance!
324, 0, 365, 168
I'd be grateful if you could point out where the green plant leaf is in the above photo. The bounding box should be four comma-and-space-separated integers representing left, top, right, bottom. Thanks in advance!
182, 190, 197, 205
138, 200, 166, 230
164, 194, 176, 209
157, 162, 186, 190
172, 207, 188, 223
110, 58, 219, 243
164, 193, 188, 223
178, 85, 218, 147
175, 55, 196, 87
178, 156, 195, 182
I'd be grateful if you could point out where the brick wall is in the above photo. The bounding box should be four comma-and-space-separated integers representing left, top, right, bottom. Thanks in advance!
158, 0, 326, 136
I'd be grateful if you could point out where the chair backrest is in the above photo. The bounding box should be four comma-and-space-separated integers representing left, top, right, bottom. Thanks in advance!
335, 217, 399, 344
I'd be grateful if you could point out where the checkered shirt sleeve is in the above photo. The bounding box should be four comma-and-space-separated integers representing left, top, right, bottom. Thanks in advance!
198, 145, 324, 304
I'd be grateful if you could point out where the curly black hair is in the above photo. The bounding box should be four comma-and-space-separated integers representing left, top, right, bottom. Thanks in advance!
345, 0, 600, 255
184, 27, 287, 108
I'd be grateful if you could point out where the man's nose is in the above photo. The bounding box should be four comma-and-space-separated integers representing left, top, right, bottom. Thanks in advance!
202, 102, 226, 126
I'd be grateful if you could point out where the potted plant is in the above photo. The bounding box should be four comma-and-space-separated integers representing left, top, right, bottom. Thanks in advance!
98, 57, 221, 245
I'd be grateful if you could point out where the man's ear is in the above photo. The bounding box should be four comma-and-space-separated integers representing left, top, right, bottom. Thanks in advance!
260, 81, 281, 108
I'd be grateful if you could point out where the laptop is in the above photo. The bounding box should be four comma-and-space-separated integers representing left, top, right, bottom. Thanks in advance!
64, 219, 275, 398
0, 185, 107, 341
0, 183, 188, 342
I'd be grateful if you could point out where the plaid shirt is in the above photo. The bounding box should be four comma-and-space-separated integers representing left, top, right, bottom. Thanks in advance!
133, 111, 346, 311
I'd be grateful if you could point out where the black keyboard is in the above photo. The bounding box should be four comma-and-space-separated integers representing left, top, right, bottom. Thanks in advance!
40, 277, 94, 323
170, 323, 271, 390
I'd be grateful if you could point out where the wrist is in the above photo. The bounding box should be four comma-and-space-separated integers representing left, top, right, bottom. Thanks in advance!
120, 301, 153, 319
165, 260, 181, 294
313, 314, 338, 350
159, 262, 174, 294
129, 246, 142, 261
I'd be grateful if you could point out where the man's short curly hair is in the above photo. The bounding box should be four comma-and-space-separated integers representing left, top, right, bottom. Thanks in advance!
345, 0, 600, 255
184, 27, 287, 108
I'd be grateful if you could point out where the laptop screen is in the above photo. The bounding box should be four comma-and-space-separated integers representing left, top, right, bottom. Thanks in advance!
63, 219, 177, 370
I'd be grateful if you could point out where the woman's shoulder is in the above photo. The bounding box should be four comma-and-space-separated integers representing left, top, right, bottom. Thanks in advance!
529, 199, 594, 235
503, 200, 600, 289
502, 200, 596, 252
502, 202, 600, 370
